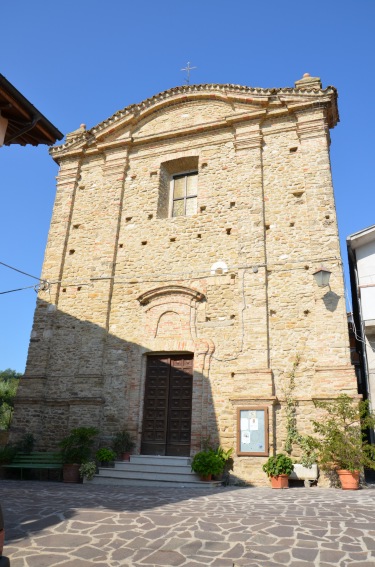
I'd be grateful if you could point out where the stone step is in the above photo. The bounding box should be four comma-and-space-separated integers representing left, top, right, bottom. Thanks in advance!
127, 455, 191, 466
97, 467, 199, 483
91, 454, 221, 488
114, 462, 192, 474
88, 476, 221, 488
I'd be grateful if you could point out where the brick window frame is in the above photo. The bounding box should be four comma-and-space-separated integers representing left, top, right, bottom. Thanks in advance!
157, 156, 199, 219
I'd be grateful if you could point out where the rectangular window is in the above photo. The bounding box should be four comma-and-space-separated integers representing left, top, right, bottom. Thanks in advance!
237, 407, 269, 456
172, 172, 198, 217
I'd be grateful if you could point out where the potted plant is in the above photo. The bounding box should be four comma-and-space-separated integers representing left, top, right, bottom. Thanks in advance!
95, 447, 116, 467
59, 427, 98, 483
310, 394, 375, 490
112, 430, 135, 461
191, 449, 225, 481
15, 433, 35, 454
213, 446, 234, 482
79, 461, 97, 482
262, 453, 294, 488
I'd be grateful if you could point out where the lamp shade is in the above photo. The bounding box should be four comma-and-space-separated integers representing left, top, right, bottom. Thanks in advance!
313, 266, 331, 287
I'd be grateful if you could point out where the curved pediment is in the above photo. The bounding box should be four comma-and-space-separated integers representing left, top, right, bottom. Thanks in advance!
137, 285, 205, 306
50, 82, 337, 160
133, 99, 235, 141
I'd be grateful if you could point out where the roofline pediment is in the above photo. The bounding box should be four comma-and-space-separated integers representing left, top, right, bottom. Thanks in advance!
50, 82, 338, 161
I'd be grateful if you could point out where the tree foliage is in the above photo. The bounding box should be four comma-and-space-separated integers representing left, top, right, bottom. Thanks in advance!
0, 369, 21, 430
311, 395, 375, 472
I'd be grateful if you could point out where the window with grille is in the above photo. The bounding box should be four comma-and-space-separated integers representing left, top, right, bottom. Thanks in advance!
171, 172, 198, 217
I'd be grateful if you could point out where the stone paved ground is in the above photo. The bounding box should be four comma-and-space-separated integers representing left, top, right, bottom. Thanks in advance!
1, 480, 375, 566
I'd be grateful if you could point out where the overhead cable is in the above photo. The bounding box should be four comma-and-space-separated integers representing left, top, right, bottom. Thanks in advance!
0, 284, 37, 295
0, 261, 46, 283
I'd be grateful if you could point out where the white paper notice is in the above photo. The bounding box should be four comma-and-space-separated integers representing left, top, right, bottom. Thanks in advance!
241, 418, 249, 430
241, 431, 250, 444
249, 418, 258, 431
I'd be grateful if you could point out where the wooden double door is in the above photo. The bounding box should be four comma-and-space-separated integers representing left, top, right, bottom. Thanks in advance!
141, 354, 194, 457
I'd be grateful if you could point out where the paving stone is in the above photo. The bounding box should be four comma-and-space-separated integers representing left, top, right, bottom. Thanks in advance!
320, 549, 347, 562
363, 537, 375, 550
292, 547, 319, 561
341, 544, 364, 552
222, 543, 245, 559
296, 532, 322, 541
58, 560, 101, 566
180, 541, 203, 555
347, 552, 370, 561
266, 525, 295, 537
227, 532, 250, 542
194, 530, 224, 542
33, 533, 91, 547
249, 533, 278, 545
21, 554, 68, 567
139, 549, 186, 565
72, 545, 107, 560
111, 547, 137, 561
203, 541, 231, 552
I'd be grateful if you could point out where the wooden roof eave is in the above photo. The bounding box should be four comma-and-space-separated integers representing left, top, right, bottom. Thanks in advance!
0, 74, 63, 146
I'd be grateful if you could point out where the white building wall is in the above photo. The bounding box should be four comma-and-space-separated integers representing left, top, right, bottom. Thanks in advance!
356, 240, 375, 322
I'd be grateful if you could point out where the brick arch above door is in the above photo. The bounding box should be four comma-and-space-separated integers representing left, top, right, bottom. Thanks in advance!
137, 284, 214, 371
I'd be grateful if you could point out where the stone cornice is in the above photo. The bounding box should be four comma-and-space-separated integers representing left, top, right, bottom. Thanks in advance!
50, 83, 338, 162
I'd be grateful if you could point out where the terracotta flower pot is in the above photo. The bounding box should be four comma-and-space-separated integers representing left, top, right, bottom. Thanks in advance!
200, 474, 212, 481
270, 474, 289, 489
337, 469, 360, 490
121, 452, 131, 461
63, 464, 81, 483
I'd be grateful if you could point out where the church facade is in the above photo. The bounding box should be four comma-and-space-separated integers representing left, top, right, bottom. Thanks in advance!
11, 74, 358, 484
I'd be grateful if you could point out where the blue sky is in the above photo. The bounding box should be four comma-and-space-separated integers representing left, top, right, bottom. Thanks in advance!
1, 0, 374, 372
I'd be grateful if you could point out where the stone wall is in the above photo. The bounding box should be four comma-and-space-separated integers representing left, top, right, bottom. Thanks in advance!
10, 77, 358, 485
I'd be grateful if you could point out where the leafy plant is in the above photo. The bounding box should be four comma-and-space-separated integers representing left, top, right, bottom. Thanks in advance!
15, 433, 35, 454
262, 454, 294, 477
191, 450, 225, 477
216, 446, 234, 471
59, 427, 99, 464
311, 394, 375, 472
0, 444, 17, 465
79, 461, 97, 481
0, 373, 20, 430
282, 355, 317, 468
95, 447, 116, 463
111, 430, 135, 456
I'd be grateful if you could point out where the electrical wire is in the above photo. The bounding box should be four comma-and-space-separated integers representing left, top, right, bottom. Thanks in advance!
0, 284, 37, 295
40, 256, 340, 290
0, 261, 47, 283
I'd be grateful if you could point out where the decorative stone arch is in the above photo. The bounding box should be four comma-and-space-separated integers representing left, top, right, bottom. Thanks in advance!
138, 285, 204, 306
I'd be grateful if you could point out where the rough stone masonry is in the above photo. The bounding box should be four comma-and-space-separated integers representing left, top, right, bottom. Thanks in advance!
10, 74, 358, 485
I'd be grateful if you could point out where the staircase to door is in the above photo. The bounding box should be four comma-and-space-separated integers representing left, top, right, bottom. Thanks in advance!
141, 354, 193, 457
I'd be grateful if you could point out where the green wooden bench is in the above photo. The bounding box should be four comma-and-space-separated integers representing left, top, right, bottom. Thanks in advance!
2, 452, 63, 480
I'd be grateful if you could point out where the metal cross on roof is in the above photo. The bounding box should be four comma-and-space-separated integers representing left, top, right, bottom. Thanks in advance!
181, 62, 197, 85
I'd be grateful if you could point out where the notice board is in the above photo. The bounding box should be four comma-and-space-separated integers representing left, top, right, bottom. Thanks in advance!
237, 407, 269, 456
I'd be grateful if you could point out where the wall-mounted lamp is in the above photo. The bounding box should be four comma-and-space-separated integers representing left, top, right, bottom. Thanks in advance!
313, 266, 332, 287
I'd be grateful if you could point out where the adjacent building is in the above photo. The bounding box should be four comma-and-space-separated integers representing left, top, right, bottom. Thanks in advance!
347, 225, 375, 440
